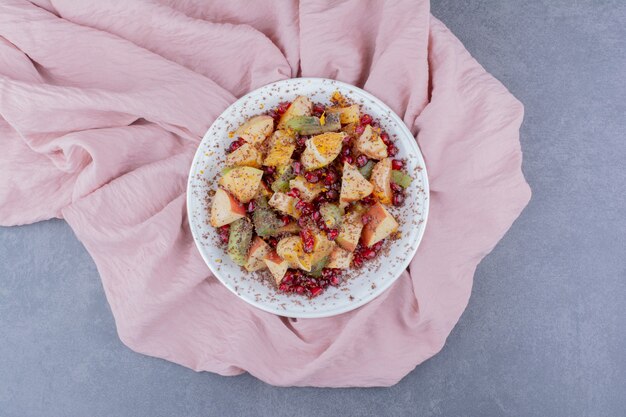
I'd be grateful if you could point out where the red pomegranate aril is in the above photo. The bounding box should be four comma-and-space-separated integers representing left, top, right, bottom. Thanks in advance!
268, 237, 279, 247
283, 272, 294, 284
247, 201, 256, 213
341, 145, 352, 156
276, 101, 291, 115
380, 132, 390, 145
392, 193, 405, 206
263, 166, 276, 176
227, 138, 245, 153
363, 248, 377, 259
312, 103, 325, 116
309, 286, 324, 297
390, 182, 403, 193
295, 286, 305, 294
361, 195, 374, 205
300, 229, 315, 253
353, 256, 364, 268
293, 161, 303, 174
342, 135, 352, 144
268, 110, 280, 122
360, 114, 373, 125
296, 135, 308, 148
312, 211, 321, 222
279, 283, 289, 292
342, 155, 354, 164
361, 214, 371, 225
327, 229, 339, 240
325, 189, 338, 201
355, 124, 365, 136
330, 276, 341, 285
324, 170, 337, 185
387, 144, 398, 156
287, 188, 300, 198
356, 154, 369, 168
372, 241, 384, 251
392, 159, 404, 170
280, 215, 291, 226
304, 171, 319, 183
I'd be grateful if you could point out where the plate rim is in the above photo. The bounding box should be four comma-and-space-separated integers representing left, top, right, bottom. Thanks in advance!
186, 77, 430, 318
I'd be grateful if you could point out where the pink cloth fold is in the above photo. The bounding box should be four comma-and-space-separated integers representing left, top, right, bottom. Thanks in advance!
0, 0, 530, 386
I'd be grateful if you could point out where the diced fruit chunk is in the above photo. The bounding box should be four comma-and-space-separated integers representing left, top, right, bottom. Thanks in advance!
276, 236, 312, 271
277, 95, 312, 130
245, 237, 271, 272
227, 218, 253, 266
356, 125, 388, 159
325, 104, 360, 125
234, 115, 274, 145
311, 231, 336, 265
268, 192, 300, 218
285, 113, 341, 135
319, 203, 343, 229
301, 132, 345, 171
289, 176, 324, 202
339, 162, 374, 207
271, 163, 296, 193
370, 158, 393, 204
361, 203, 399, 247
264, 251, 290, 285
264, 130, 296, 167
219, 166, 264, 203
391, 170, 413, 188
210, 188, 246, 227
252, 198, 283, 237
327, 246, 353, 269
336, 210, 364, 252
358, 159, 376, 180
225, 142, 263, 168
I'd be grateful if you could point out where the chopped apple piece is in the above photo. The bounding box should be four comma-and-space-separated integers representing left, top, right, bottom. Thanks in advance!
325, 104, 360, 125
362, 202, 399, 247
277, 236, 312, 271
289, 176, 324, 202
245, 237, 271, 272
300, 132, 345, 171
327, 246, 353, 269
268, 192, 300, 219
264, 130, 296, 167
264, 251, 289, 285
370, 158, 393, 204
210, 188, 246, 227
336, 210, 363, 252
219, 166, 264, 203
234, 115, 274, 145
356, 125, 388, 160
339, 162, 374, 207
277, 96, 312, 130
311, 231, 336, 265
225, 142, 263, 168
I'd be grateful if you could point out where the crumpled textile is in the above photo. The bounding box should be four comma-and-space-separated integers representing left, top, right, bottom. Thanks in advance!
0, 0, 531, 387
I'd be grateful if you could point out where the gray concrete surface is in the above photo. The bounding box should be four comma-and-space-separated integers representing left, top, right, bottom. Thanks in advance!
1, 1, 625, 416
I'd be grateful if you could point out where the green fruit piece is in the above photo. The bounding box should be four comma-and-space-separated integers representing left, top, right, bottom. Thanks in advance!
391, 170, 412, 188
358, 160, 376, 180
309, 255, 330, 278
271, 164, 296, 193
319, 203, 343, 229
252, 208, 283, 237
227, 218, 253, 266
285, 113, 341, 135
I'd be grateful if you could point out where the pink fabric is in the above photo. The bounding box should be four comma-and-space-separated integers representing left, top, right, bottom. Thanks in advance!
0, 0, 530, 386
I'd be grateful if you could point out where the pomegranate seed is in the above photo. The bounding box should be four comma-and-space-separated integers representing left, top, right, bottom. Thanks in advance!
324, 170, 338, 185
392, 159, 404, 170
371, 121, 379, 128
363, 248, 376, 259
312, 211, 321, 221
325, 189, 338, 201
300, 229, 315, 253
361, 195, 374, 205
247, 201, 256, 213
287, 188, 300, 198
263, 166, 276, 175
295, 286, 305, 294
268, 237, 279, 247
331, 182, 341, 191
297, 216, 308, 228
390, 182, 403, 193
283, 272, 294, 284
295, 200, 313, 215
392, 193, 405, 206
227, 138, 245, 153
342, 135, 352, 144
353, 256, 364, 268
309, 286, 324, 297
361, 215, 371, 225
296, 135, 307, 148
292, 161, 303, 175
276, 101, 291, 115
330, 276, 341, 286
304, 171, 319, 183
341, 145, 351, 156
342, 155, 354, 164
280, 215, 291, 226
360, 114, 373, 125
380, 132, 390, 144
327, 229, 339, 240
312, 103, 325, 116
387, 144, 398, 156
268, 110, 280, 122
279, 283, 288, 292
372, 241, 384, 251
356, 155, 369, 167
355, 125, 365, 136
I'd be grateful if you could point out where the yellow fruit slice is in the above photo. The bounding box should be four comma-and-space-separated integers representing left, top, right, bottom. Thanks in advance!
301, 132, 344, 170
276, 236, 312, 271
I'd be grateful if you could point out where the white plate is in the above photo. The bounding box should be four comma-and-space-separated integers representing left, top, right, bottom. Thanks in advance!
187, 78, 429, 318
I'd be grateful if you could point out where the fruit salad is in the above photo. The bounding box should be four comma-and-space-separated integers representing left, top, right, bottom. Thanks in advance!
209, 93, 413, 298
